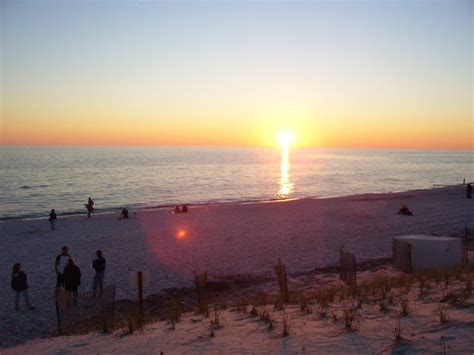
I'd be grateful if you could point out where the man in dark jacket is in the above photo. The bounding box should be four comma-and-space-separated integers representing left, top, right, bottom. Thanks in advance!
63, 258, 81, 306
92, 250, 106, 296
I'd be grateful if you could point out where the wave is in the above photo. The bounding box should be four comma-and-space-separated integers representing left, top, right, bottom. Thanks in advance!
18, 184, 49, 189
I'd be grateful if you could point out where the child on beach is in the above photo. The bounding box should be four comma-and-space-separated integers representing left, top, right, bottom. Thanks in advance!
85, 197, 94, 218
49, 209, 57, 231
11, 263, 35, 311
63, 258, 81, 306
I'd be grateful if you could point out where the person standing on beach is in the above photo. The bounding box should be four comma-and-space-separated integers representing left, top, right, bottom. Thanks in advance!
92, 250, 106, 296
49, 209, 57, 231
85, 197, 94, 218
63, 258, 81, 306
11, 263, 35, 311
467, 183, 472, 199
55, 246, 70, 295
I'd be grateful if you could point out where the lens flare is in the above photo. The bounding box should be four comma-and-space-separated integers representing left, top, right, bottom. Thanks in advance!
176, 229, 187, 240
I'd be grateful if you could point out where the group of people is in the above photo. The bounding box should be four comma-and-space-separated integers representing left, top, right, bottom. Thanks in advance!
11, 246, 106, 311
173, 204, 189, 214
55, 246, 107, 306
48, 197, 135, 230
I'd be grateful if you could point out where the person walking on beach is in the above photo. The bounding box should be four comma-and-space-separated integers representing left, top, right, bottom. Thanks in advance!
85, 197, 94, 218
92, 250, 106, 296
11, 263, 35, 311
49, 209, 57, 231
63, 258, 81, 306
467, 183, 472, 199
55, 246, 70, 296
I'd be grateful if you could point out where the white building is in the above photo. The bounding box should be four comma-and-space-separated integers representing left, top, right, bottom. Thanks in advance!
393, 235, 463, 272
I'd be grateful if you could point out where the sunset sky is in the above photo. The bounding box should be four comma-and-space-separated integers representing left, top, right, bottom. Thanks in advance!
1, 0, 472, 149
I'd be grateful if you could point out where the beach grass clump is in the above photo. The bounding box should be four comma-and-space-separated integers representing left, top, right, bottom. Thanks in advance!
281, 314, 290, 337
211, 306, 220, 328
392, 318, 407, 348
399, 296, 409, 316
250, 305, 259, 317
434, 304, 449, 324
299, 294, 312, 314
342, 303, 358, 330
165, 297, 183, 330
235, 296, 249, 313
259, 309, 274, 330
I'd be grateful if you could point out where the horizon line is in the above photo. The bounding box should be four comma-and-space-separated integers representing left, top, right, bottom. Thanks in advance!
0, 143, 472, 152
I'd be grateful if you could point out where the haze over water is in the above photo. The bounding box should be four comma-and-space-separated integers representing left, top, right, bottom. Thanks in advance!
0, 146, 472, 220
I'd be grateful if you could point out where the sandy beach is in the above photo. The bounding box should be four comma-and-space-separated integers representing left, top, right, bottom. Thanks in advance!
1, 185, 473, 349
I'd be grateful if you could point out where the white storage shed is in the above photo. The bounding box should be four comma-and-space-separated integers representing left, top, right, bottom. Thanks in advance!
393, 235, 462, 272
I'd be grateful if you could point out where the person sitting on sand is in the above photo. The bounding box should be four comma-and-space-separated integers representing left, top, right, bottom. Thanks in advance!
181, 204, 188, 213
63, 258, 81, 307
49, 209, 57, 231
85, 197, 94, 218
11, 263, 35, 311
173, 205, 181, 214
119, 208, 129, 220
397, 204, 413, 216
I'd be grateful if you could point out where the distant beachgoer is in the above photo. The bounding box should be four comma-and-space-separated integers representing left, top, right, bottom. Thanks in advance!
55, 246, 70, 293
467, 183, 472, 199
92, 250, 106, 296
173, 205, 181, 214
397, 204, 413, 216
119, 208, 129, 220
85, 197, 94, 218
49, 209, 57, 231
181, 205, 188, 213
11, 263, 35, 311
63, 258, 81, 306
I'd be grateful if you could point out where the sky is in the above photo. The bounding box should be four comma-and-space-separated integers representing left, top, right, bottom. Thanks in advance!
1, 0, 472, 149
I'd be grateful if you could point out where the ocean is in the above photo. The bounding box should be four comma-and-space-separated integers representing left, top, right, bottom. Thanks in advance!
0, 146, 472, 220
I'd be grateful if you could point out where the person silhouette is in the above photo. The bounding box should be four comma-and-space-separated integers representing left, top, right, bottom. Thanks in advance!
49, 209, 57, 231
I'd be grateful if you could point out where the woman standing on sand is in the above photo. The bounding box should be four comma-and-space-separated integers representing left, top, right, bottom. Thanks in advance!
11, 263, 35, 311
49, 209, 57, 231
85, 197, 94, 218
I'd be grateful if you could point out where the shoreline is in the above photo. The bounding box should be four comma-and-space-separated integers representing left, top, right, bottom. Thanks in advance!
1, 183, 467, 223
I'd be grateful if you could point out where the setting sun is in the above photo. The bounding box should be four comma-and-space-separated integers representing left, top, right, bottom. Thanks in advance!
277, 130, 295, 148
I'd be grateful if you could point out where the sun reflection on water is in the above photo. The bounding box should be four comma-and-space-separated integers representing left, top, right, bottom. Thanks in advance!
278, 146, 294, 198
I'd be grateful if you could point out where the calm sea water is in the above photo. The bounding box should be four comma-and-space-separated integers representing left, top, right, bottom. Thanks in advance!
0, 146, 472, 220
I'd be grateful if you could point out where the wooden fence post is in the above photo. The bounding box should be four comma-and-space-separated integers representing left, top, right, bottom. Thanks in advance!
274, 259, 289, 303
138, 271, 144, 325
195, 271, 208, 315
55, 301, 62, 335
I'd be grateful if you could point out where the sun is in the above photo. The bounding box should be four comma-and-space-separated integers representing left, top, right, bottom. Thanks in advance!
277, 130, 295, 147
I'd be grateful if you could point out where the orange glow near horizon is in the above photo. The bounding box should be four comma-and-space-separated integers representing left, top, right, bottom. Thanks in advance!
1, 103, 472, 150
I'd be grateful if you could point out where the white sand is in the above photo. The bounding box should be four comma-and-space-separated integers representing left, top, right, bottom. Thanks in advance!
1, 185, 473, 349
